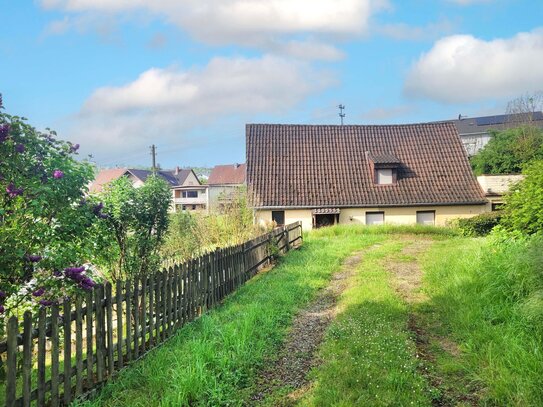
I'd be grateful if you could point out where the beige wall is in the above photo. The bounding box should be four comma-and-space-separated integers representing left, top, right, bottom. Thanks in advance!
255, 209, 313, 231
256, 205, 487, 231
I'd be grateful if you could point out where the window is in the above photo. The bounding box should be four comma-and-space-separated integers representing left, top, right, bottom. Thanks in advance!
491, 203, 503, 211
366, 211, 384, 225
272, 210, 285, 226
416, 211, 435, 225
182, 205, 186, 211
182, 190, 198, 198
376, 168, 393, 185
192, 205, 196, 210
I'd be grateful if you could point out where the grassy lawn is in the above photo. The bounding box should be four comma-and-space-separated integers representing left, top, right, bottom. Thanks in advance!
75, 228, 384, 406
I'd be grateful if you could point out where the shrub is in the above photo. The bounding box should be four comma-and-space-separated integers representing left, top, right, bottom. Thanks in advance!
457, 211, 503, 236
502, 160, 543, 235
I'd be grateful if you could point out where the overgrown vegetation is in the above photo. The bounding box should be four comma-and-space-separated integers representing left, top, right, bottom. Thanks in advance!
422, 234, 543, 405
457, 211, 502, 236
91, 175, 172, 281
470, 126, 543, 175
161, 190, 261, 262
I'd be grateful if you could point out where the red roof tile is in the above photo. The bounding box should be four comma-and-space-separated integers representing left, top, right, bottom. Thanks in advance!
208, 164, 246, 185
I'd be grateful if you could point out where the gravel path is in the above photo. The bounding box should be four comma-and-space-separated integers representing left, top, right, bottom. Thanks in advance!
248, 251, 368, 405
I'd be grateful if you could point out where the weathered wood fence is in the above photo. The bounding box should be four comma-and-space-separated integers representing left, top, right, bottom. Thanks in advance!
1, 222, 302, 406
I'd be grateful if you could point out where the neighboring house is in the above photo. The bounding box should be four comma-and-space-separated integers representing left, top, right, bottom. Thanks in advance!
246, 123, 488, 231
451, 111, 543, 156
207, 163, 246, 212
89, 167, 208, 212
170, 168, 208, 212
477, 174, 524, 211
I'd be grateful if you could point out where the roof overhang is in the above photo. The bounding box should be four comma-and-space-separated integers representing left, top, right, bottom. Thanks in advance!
254, 201, 488, 210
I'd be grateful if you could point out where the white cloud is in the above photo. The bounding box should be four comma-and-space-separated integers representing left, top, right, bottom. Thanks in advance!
40, 0, 388, 57
404, 29, 543, 104
71, 55, 335, 163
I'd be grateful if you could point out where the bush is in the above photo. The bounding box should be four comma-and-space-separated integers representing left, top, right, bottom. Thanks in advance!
502, 160, 543, 235
457, 211, 503, 236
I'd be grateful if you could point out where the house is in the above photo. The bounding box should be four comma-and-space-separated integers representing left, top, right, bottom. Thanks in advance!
89, 167, 208, 212
246, 123, 488, 230
170, 168, 208, 212
477, 174, 524, 211
452, 111, 543, 156
207, 163, 246, 212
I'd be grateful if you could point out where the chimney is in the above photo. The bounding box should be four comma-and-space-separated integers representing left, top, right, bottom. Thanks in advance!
234, 163, 239, 169
175, 166, 180, 175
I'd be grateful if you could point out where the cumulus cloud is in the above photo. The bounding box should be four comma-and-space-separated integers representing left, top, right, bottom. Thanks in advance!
40, 0, 388, 58
70, 55, 335, 163
404, 29, 543, 103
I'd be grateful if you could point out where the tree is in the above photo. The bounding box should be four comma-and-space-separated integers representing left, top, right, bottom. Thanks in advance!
506, 91, 543, 124
502, 160, 543, 235
92, 175, 171, 281
470, 126, 543, 175
0, 95, 101, 315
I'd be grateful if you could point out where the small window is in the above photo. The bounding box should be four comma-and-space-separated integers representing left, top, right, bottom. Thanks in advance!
272, 210, 285, 226
192, 205, 196, 210
376, 168, 393, 185
182, 190, 198, 198
182, 205, 186, 211
366, 211, 384, 225
416, 211, 435, 225
491, 203, 503, 211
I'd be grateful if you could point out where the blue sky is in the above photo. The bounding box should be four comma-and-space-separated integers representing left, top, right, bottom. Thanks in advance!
1, 0, 542, 169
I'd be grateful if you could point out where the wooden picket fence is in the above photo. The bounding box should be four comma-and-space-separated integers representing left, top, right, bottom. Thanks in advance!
0, 222, 303, 406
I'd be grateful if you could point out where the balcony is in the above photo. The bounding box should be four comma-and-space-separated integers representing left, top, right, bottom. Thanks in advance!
173, 197, 207, 205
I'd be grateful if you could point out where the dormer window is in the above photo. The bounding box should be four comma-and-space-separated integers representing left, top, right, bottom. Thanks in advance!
376, 168, 393, 185
367, 152, 401, 185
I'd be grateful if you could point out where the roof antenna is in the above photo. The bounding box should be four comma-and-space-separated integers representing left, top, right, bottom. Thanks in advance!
458, 114, 468, 120
338, 104, 346, 125
150, 144, 157, 173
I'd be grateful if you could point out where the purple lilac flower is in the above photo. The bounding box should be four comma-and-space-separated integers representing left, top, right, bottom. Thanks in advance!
53, 270, 62, 277
0, 305, 4, 314
65, 266, 85, 273
15, 144, 25, 153
39, 299, 54, 307
0, 290, 6, 299
27, 254, 42, 263
92, 202, 104, 214
53, 170, 64, 179
0, 123, 9, 142
32, 288, 46, 297
70, 143, 80, 153
80, 277, 96, 291
98, 213, 109, 219
6, 183, 23, 198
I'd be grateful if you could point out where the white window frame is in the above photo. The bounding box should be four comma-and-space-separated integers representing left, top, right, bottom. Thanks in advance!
376, 168, 393, 185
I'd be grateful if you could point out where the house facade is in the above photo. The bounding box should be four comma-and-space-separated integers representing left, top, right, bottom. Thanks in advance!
452, 111, 543, 156
246, 123, 489, 231
477, 174, 524, 211
207, 163, 246, 212
89, 167, 208, 212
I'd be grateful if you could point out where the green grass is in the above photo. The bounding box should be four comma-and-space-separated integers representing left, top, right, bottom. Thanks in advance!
420, 236, 543, 406
75, 229, 384, 406
299, 239, 435, 407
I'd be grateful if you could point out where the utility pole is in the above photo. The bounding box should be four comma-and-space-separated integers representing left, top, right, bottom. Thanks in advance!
150, 144, 157, 173
338, 104, 345, 125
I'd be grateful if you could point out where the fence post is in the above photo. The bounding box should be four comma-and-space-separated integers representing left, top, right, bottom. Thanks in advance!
22, 311, 32, 407
6, 316, 18, 407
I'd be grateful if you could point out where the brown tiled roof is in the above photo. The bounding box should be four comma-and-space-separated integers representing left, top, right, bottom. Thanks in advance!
89, 168, 127, 193
208, 164, 246, 185
246, 123, 487, 208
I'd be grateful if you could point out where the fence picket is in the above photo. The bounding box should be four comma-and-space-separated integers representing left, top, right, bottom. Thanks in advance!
6, 316, 18, 407
105, 283, 114, 376
37, 308, 46, 405
63, 300, 72, 404
75, 298, 84, 396
22, 311, 32, 407
85, 291, 94, 387
50, 304, 60, 407
115, 280, 124, 370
